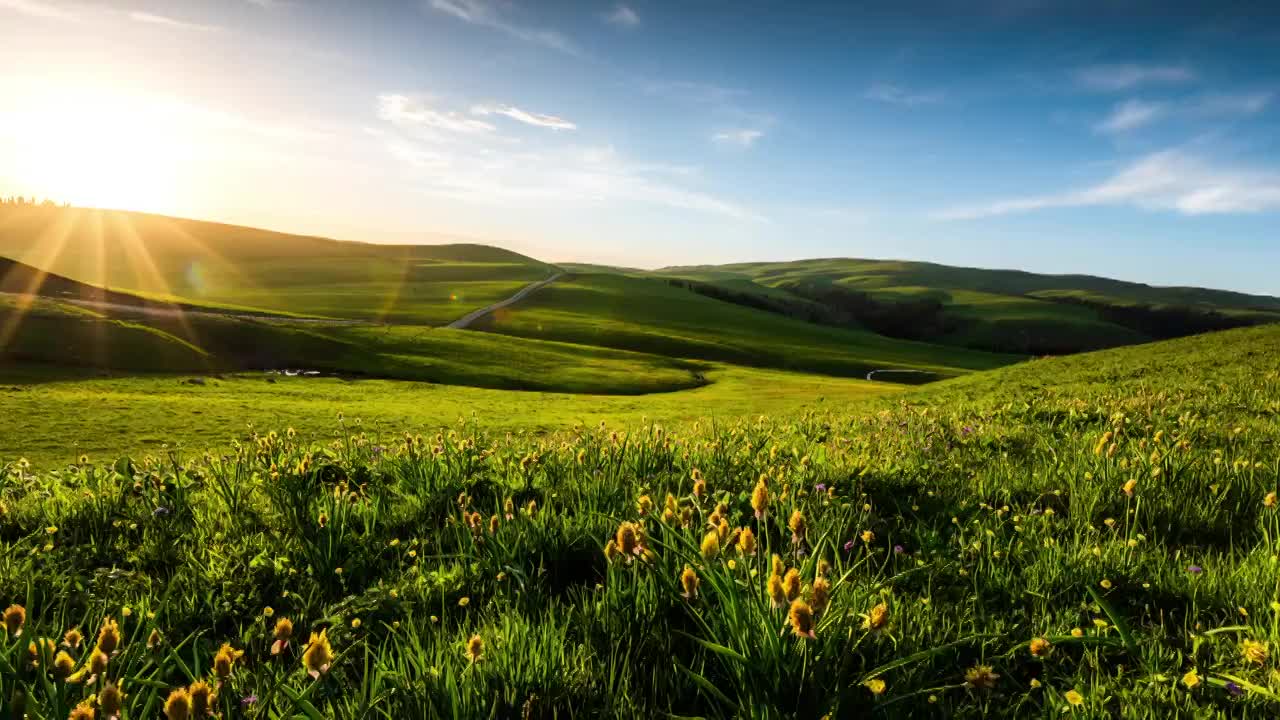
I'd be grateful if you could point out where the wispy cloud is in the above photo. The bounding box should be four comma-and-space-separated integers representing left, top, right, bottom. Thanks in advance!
864, 83, 944, 107
427, 0, 578, 55
1095, 92, 1272, 134
604, 4, 639, 28
0, 0, 77, 21
712, 129, 764, 148
1074, 63, 1196, 92
128, 11, 218, 31
1095, 99, 1166, 133
377, 94, 495, 135
935, 149, 1280, 219
471, 104, 576, 130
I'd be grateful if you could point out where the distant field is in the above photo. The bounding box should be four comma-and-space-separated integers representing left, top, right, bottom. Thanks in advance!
0, 363, 899, 467
475, 273, 1019, 377
0, 205, 552, 324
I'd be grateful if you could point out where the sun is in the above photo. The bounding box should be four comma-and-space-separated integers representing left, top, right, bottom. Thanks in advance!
6, 87, 187, 212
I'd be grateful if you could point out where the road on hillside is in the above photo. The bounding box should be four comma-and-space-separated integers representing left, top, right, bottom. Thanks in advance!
446, 273, 564, 329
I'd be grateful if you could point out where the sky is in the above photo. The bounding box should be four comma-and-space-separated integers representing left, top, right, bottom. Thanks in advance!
1, 0, 1278, 294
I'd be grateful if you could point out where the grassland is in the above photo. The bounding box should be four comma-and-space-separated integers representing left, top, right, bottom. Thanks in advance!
475, 273, 1019, 377
0, 205, 552, 324
1, 324, 1278, 717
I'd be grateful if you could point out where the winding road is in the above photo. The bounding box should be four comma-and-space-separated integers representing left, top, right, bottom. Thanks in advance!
446, 273, 564, 329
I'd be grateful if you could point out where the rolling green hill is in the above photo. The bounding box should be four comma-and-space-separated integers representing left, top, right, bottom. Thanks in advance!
658, 257, 1280, 354
473, 272, 1020, 378
0, 205, 553, 324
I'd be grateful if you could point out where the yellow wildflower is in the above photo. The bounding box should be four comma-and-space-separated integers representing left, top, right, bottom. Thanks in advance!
188, 680, 214, 717
701, 530, 720, 560
303, 630, 334, 677
163, 688, 191, 720
1029, 637, 1051, 658
862, 602, 890, 633
96, 617, 121, 655
1242, 639, 1269, 666
863, 678, 886, 695
3, 604, 26, 637
1182, 669, 1200, 689
781, 568, 802, 602
100, 682, 125, 717
788, 599, 815, 639
964, 664, 1000, 690
212, 642, 243, 680
737, 527, 757, 556
680, 565, 699, 600
1064, 689, 1084, 706
465, 633, 484, 663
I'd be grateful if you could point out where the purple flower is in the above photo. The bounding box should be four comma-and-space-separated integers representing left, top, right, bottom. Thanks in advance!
893, 545, 905, 555
843, 540, 856, 553
961, 426, 975, 436
1187, 565, 1203, 575
1226, 682, 1244, 697
814, 483, 827, 493
241, 695, 259, 706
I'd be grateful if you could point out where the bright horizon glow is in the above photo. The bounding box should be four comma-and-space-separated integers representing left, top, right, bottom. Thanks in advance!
1, 0, 1278, 294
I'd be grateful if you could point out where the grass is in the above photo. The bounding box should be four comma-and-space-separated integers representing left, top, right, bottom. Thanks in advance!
475, 273, 1019, 377
0, 364, 898, 468
0, 206, 552, 324
1, 324, 1279, 717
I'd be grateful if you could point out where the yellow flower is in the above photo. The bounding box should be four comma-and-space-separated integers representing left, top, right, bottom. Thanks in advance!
771, 554, 785, 577
188, 680, 215, 717
767, 574, 788, 608
1100, 579, 1112, 590
1242, 639, 1270, 666
862, 602, 890, 633
263, 606, 274, 618
1070, 627, 1084, 638
1029, 637, 1051, 658
616, 521, 641, 556
96, 617, 122, 655
100, 682, 125, 717
3, 604, 26, 637
964, 664, 1000, 690
69, 700, 96, 720
788, 598, 815, 639
63, 627, 83, 649
1064, 689, 1084, 706
351, 618, 362, 629
636, 494, 653, 516
750, 479, 770, 519
788, 510, 807, 542
1265, 492, 1277, 509
811, 576, 831, 616
1122, 479, 1137, 497
701, 530, 720, 560
302, 630, 334, 677
861, 530, 875, 544
212, 642, 244, 679
680, 565, 699, 600
781, 568, 802, 602
603, 539, 620, 562
465, 633, 484, 663
87, 647, 109, 677
1029, 678, 1042, 689
863, 678, 886, 695
458, 596, 471, 607
1181, 669, 1200, 689
737, 527, 757, 556
147, 628, 163, 651
163, 688, 191, 720
53, 650, 75, 679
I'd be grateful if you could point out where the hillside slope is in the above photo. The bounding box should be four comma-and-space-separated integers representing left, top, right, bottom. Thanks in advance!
0, 205, 552, 324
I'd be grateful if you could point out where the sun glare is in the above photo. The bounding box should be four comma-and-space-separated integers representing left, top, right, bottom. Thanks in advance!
6, 87, 189, 212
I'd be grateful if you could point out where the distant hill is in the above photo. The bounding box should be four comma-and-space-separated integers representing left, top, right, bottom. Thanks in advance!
655, 257, 1280, 355
0, 205, 553, 324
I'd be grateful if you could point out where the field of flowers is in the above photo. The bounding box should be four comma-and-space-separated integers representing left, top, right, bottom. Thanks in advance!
2, 325, 1279, 718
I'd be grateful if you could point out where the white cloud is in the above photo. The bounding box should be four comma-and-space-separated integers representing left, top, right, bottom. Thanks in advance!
471, 104, 576, 130
605, 4, 639, 27
1074, 63, 1196, 92
935, 149, 1280, 220
377, 94, 495, 135
1193, 91, 1274, 116
864, 83, 944, 107
128, 11, 218, 31
0, 0, 77, 21
712, 129, 764, 147
1095, 99, 1166, 134
427, 0, 578, 55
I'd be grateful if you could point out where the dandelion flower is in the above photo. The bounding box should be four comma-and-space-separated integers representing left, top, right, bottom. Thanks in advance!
272, 618, 294, 655
863, 678, 886, 695
811, 576, 831, 616
964, 664, 1000, 690
1242, 639, 1269, 666
1070, 627, 1084, 638
188, 680, 215, 717
163, 688, 192, 720
1122, 479, 1137, 497
603, 539, 620, 563
63, 627, 83, 649
96, 617, 122, 655
263, 606, 274, 618
351, 618, 362, 629
465, 633, 484, 663
69, 701, 96, 720
861, 530, 875, 544
213, 642, 244, 680
89, 647, 109, 676
680, 565, 700, 600
767, 574, 788, 608
737, 527, 757, 556
616, 521, 641, 556
458, 597, 470, 607
782, 568, 802, 602
1265, 492, 1277, 509
1030, 678, 1042, 689
53, 650, 75, 679
637, 494, 654, 516
701, 530, 721, 560
3, 604, 25, 637
1100, 579, 1112, 590
788, 510, 807, 543
1181, 669, 1200, 689
788, 599, 815, 639
771, 554, 785, 577
750, 479, 769, 519
100, 682, 125, 717
1029, 637, 1051, 658
302, 630, 334, 677
862, 602, 890, 633
693, 477, 707, 500
1064, 689, 1084, 706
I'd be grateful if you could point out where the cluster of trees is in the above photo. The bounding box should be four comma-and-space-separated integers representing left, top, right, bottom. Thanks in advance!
1045, 295, 1273, 340
0, 196, 67, 207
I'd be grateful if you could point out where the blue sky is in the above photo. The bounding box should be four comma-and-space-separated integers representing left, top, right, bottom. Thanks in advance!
1, 0, 1278, 293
